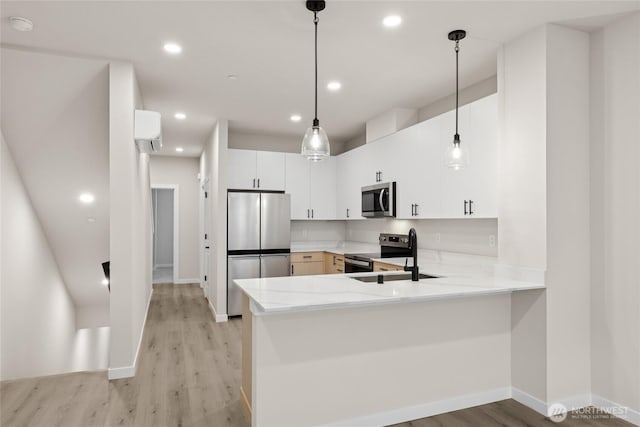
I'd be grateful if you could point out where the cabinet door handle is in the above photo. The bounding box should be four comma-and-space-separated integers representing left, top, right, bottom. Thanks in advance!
414, 204, 419, 216
253, 178, 256, 188
291, 265, 294, 275
464, 200, 468, 215
346, 208, 350, 218
411, 204, 415, 216
380, 267, 389, 271
303, 255, 312, 259
469, 200, 474, 215
379, 171, 382, 182
307, 209, 310, 218
311, 209, 314, 219
333, 256, 336, 266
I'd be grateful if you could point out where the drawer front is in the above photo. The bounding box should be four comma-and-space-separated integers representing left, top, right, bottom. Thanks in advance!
291, 252, 325, 263
291, 261, 325, 276
373, 261, 403, 272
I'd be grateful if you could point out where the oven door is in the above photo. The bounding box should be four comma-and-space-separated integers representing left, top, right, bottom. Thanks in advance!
344, 257, 373, 273
361, 182, 395, 218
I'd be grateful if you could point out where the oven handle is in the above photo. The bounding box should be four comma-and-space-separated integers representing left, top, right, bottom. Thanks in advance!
379, 189, 387, 212
345, 258, 371, 268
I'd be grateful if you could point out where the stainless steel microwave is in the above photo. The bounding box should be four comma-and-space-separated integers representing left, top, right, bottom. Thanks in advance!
361, 182, 396, 218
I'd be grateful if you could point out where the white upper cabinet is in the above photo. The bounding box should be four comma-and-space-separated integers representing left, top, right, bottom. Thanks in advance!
393, 119, 442, 219
336, 149, 364, 220
227, 149, 285, 191
285, 154, 336, 220
440, 94, 498, 218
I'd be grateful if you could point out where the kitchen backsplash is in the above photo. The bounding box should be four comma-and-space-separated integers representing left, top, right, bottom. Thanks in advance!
291, 221, 347, 242
293, 218, 498, 257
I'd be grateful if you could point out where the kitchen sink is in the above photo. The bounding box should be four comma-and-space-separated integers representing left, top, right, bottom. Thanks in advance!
352, 273, 440, 283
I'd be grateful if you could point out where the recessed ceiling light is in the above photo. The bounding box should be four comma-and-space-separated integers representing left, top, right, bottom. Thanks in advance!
163, 42, 182, 54
383, 15, 402, 28
9, 16, 33, 32
79, 193, 95, 204
327, 81, 342, 91
101, 278, 109, 286
175, 147, 184, 152
174, 112, 186, 120
290, 114, 302, 122
227, 74, 238, 80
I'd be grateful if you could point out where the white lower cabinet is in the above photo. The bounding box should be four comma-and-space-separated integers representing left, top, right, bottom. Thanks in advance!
285, 154, 336, 220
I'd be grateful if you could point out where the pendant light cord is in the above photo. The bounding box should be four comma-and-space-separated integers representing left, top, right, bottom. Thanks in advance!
314, 11, 319, 124
455, 40, 459, 137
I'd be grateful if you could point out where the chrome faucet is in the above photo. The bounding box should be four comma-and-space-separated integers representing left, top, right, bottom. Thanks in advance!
403, 228, 419, 281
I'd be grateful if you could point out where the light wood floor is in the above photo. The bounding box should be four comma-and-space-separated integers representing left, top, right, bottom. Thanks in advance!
1, 284, 633, 427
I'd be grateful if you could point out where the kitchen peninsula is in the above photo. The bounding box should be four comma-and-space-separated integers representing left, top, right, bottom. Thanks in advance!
236, 262, 544, 427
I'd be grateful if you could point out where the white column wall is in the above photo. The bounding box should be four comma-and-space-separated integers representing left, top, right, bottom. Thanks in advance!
108, 61, 152, 378
590, 13, 640, 414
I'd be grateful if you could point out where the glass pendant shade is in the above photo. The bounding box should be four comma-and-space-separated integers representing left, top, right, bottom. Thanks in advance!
445, 134, 468, 170
301, 124, 330, 161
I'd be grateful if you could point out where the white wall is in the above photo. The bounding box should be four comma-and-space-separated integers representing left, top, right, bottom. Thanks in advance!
201, 120, 229, 319
152, 189, 174, 267
544, 24, 591, 405
1, 132, 77, 380
150, 156, 201, 282
590, 13, 640, 415
498, 25, 548, 403
108, 61, 152, 378
229, 129, 347, 156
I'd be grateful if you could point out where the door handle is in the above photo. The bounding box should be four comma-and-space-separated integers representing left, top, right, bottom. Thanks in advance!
464, 200, 468, 215
414, 204, 419, 216
346, 208, 350, 218
257, 178, 260, 188
291, 265, 294, 275
469, 200, 474, 215
379, 189, 387, 212
205, 246, 210, 249
411, 204, 415, 216
252, 178, 255, 188
311, 209, 314, 219
307, 209, 310, 218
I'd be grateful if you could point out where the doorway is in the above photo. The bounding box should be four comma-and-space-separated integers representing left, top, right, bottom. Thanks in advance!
152, 187, 178, 284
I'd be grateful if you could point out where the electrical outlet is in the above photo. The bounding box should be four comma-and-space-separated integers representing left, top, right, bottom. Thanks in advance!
489, 235, 496, 247
435, 233, 441, 243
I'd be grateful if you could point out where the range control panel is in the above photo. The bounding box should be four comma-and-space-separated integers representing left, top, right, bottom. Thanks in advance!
379, 233, 410, 248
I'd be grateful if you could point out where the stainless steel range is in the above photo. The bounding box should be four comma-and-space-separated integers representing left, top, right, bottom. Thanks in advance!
343, 233, 413, 273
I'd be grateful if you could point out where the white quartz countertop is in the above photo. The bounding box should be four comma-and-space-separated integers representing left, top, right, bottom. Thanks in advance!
235, 270, 545, 316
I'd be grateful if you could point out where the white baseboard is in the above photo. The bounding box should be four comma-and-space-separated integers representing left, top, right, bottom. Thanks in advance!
108, 287, 154, 381
173, 278, 200, 285
592, 395, 640, 426
511, 387, 548, 416
326, 387, 511, 427
209, 300, 228, 323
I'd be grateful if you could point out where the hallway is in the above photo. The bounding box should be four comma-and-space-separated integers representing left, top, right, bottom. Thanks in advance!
1, 284, 249, 427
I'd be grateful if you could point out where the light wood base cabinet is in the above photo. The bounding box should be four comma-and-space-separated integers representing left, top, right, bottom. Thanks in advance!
324, 252, 345, 274
373, 261, 404, 272
291, 252, 325, 276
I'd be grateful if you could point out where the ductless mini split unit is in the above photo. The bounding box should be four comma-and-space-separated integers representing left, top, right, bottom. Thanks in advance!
134, 109, 162, 153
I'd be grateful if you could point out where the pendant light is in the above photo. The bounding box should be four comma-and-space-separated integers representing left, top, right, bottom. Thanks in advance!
445, 29, 468, 170
301, 0, 330, 161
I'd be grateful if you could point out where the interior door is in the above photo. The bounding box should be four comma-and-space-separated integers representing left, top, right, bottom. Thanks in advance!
260, 254, 291, 278
228, 192, 260, 252
260, 193, 291, 250
227, 255, 260, 316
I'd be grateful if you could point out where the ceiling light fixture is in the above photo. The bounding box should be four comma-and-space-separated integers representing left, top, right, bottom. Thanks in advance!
382, 15, 402, 28
327, 81, 341, 91
79, 193, 95, 204
9, 16, 33, 32
290, 114, 302, 122
163, 42, 182, 54
301, 0, 330, 162
175, 147, 184, 152
445, 29, 469, 171
174, 112, 186, 120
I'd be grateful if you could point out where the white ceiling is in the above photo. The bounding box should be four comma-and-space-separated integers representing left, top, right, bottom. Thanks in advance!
1, 48, 110, 308
2, 1, 638, 157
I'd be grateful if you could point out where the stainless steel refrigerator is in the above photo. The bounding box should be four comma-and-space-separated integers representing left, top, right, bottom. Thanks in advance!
227, 191, 291, 316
